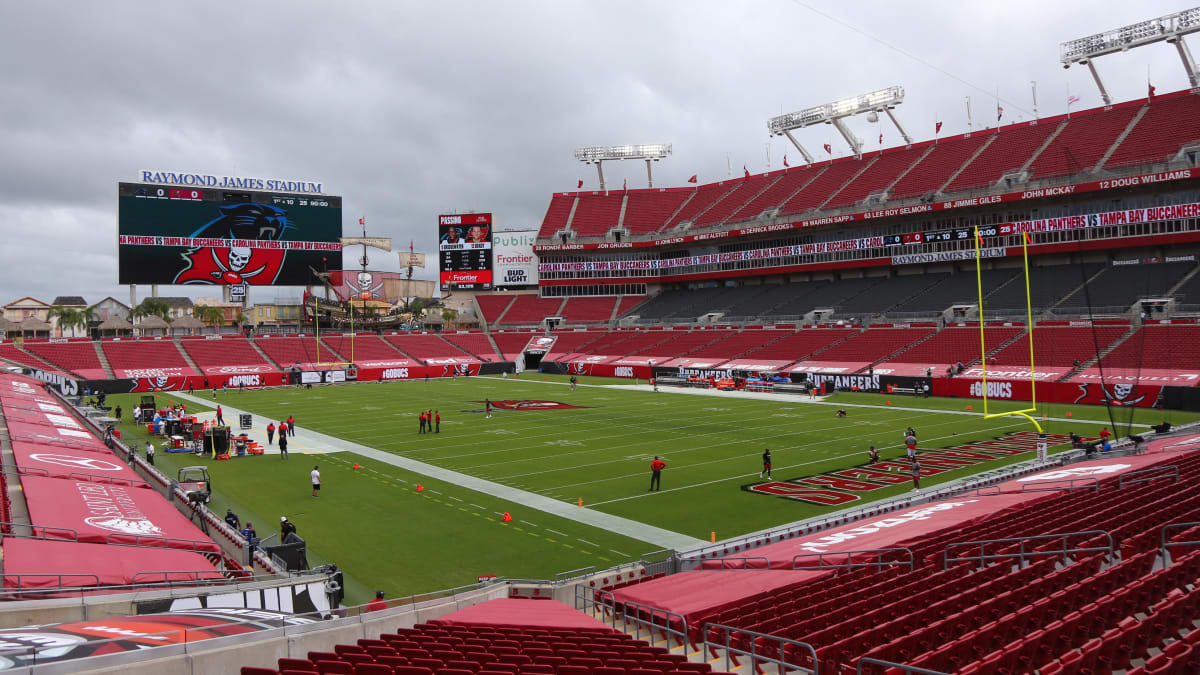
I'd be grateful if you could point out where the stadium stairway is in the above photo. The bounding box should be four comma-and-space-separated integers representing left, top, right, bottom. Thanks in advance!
90, 341, 115, 379
1043, 265, 1110, 315
1064, 322, 1141, 381
247, 336, 283, 371
173, 337, 203, 374
1093, 104, 1150, 172
978, 327, 1029, 366
934, 133, 997, 194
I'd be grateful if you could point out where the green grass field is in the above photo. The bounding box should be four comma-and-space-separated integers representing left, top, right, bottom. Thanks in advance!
106, 375, 1200, 604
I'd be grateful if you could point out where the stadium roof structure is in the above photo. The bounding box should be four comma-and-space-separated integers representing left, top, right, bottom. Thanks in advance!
51, 296, 87, 307
575, 143, 672, 190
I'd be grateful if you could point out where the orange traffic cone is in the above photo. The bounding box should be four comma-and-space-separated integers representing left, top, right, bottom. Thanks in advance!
416, 484, 424, 492
966, 405, 973, 411
353, 463, 361, 470
502, 512, 513, 522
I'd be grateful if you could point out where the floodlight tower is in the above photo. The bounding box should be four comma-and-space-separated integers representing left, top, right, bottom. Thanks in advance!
768, 86, 912, 162
1061, 7, 1200, 105
574, 144, 672, 190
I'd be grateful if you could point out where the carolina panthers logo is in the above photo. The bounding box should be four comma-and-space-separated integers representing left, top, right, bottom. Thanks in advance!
174, 204, 291, 285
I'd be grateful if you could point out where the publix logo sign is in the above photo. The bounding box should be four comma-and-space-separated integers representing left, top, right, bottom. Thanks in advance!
495, 232, 537, 247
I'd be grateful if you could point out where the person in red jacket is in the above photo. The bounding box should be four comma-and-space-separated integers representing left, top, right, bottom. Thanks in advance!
216, 405, 224, 426
365, 590, 387, 612
418, 411, 426, 434
266, 422, 276, 446
435, 411, 441, 434
286, 415, 295, 437
649, 456, 666, 491
1099, 427, 1111, 442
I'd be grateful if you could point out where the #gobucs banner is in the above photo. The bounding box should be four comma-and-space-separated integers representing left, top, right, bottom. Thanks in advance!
932, 377, 1165, 408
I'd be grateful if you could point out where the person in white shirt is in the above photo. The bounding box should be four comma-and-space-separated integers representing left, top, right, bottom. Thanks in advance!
311, 466, 321, 498
145, 441, 155, 466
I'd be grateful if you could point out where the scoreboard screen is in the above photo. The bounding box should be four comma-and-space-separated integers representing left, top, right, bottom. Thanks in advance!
439, 213, 493, 290
117, 182, 342, 286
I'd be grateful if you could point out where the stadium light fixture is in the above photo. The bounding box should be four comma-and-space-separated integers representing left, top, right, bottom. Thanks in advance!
1061, 7, 1200, 104
768, 86, 912, 161
574, 144, 672, 190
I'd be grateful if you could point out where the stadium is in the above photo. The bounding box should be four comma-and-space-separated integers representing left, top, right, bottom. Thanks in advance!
3, 4, 1200, 675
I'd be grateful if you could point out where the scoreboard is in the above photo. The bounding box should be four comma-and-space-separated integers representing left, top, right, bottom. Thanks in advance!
439, 213, 493, 290
117, 182, 343, 286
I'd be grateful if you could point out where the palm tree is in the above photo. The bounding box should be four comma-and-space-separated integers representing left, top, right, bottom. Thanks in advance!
47, 306, 80, 337
80, 304, 98, 338
195, 305, 226, 334
441, 308, 457, 328
130, 298, 171, 322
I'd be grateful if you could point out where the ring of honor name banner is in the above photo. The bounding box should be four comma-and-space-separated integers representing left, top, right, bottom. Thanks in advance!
439, 213, 493, 290
117, 183, 343, 286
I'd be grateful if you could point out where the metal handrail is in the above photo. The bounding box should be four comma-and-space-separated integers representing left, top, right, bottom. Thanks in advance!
620, 600, 689, 651
104, 532, 221, 553
1160, 521, 1200, 566
0, 521, 80, 541
704, 622, 818, 674
792, 547, 914, 572
66, 471, 152, 488
1119, 464, 1179, 487
857, 656, 950, 675
710, 556, 770, 569
553, 565, 596, 583
0, 574, 101, 600
1020, 476, 1099, 493
943, 530, 1114, 570
129, 570, 231, 585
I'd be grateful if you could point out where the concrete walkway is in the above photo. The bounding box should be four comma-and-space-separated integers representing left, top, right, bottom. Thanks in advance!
173, 392, 705, 551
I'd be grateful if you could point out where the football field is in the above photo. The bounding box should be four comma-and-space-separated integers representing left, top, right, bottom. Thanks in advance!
107, 375, 1199, 604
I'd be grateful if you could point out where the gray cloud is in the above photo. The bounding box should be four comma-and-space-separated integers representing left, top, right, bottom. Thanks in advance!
0, 0, 1190, 304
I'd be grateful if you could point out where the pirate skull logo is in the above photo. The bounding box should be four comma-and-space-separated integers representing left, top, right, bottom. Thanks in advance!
228, 247, 252, 272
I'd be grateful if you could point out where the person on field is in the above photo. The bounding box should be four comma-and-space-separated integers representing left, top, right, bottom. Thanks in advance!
760, 448, 772, 479
311, 465, 321, 498
225, 509, 240, 530
216, 405, 224, 426
279, 427, 289, 459
435, 411, 440, 433
280, 516, 297, 539
426, 410, 433, 436
485, 399, 492, 419
145, 440, 155, 466
868, 446, 880, 464
911, 459, 922, 491
267, 421, 276, 446
835, 409, 847, 417
649, 456, 666, 491
419, 411, 426, 434
241, 522, 258, 550
287, 415, 295, 437
1099, 427, 1112, 442
905, 431, 918, 459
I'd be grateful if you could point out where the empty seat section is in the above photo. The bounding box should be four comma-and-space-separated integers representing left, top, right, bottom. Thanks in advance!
559, 297, 617, 324
1028, 105, 1141, 179
182, 338, 276, 373
693, 174, 777, 227
544, 330, 609, 359
254, 337, 343, 366
687, 329, 778, 359
779, 160, 868, 215
500, 296, 565, 325
1106, 94, 1200, 168
24, 341, 106, 378
991, 326, 1127, 367
490, 331, 542, 360
569, 194, 625, 237
102, 340, 195, 375
536, 194, 576, 239
741, 328, 857, 360
1054, 262, 1195, 313
440, 333, 501, 361
891, 270, 1019, 315
888, 134, 991, 200
728, 168, 824, 223
317, 335, 405, 362
1099, 325, 1200, 370
767, 279, 878, 317
0, 344, 59, 372
621, 191, 693, 234
824, 145, 928, 209
476, 295, 517, 326
577, 330, 661, 356
384, 335, 472, 362
814, 328, 933, 363
631, 330, 729, 357
984, 264, 1101, 312
943, 122, 1059, 192
614, 295, 648, 318
890, 327, 1022, 365
599, 330, 679, 356
665, 183, 739, 229
838, 274, 950, 316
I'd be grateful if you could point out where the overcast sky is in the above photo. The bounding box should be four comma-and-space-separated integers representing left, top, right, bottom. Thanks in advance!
0, 1, 1193, 306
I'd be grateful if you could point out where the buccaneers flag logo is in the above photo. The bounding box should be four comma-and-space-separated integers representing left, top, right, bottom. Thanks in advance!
174, 203, 291, 285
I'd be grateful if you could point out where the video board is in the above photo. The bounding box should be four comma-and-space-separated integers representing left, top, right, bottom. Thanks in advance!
117, 182, 343, 286
439, 213, 492, 290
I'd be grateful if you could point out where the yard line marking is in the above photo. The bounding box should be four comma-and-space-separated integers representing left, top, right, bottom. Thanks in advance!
609, 549, 629, 558
469, 504, 486, 510
520, 520, 538, 527
545, 528, 568, 537
578, 538, 599, 547
447, 495, 463, 502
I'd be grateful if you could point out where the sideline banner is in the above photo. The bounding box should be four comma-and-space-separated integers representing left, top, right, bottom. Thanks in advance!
933, 377, 1165, 408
